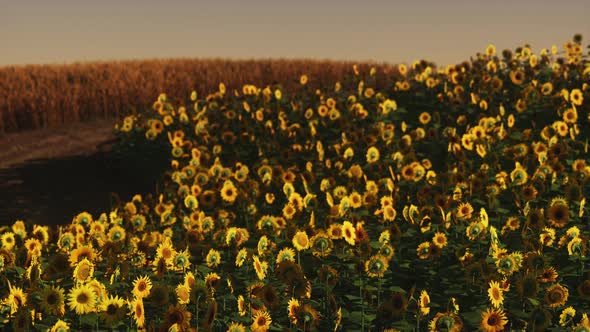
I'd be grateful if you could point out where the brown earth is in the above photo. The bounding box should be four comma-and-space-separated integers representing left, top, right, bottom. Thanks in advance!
0, 119, 118, 169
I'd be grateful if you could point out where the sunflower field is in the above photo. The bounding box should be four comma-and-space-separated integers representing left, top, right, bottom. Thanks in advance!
1, 35, 590, 332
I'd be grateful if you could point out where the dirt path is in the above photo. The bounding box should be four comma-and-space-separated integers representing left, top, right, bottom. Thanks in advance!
0, 119, 118, 169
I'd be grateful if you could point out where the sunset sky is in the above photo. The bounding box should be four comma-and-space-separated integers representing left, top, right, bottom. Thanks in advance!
1, 0, 588, 67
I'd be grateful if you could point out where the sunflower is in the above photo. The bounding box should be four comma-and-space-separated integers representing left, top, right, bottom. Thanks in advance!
480, 307, 508, 332
466, 222, 485, 241
560, 306, 576, 327
129, 297, 145, 328
220, 181, 238, 203
419, 112, 432, 125
294, 304, 320, 331
488, 280, 504, 308
156, 238, 176, 264
68, 284, 96, 314
253, 255, 268, 280
162, 304, 192, 332
366, 146, 380, 164
227, 322, 247, 332
132, 275, 153, 299
287, 298, 300, 324
456, 202, 474, 220
509, 69, 525, 85
379, 243, 395, 260
419, 290, 430, 316
39, 285, 65, 317
49, 319, 70, 332
342, 221, 357, 246
172, 249, 191, 271
428, 311, 464, 332
383, 206, 397, 222
292, 231, 310, 251
545, 283, 569, 308
540, 82, 553, 95
563, 108, 579, 124
68, 245, 96, 267
365, 254, 389, 278
235, 248, 248, 267
6, 283, 27, 314
99, 295, 127, 327
251, 309, 272, 332
276, 247, 296, 265
310, 232, 333, 257
73, 258, 94, 284
417, 242, 431, 259
538, 266, 559, 283
206, 248, 222, 268
547, 202, 570, 228
432, 232, 448, 248
570, 88, 584, 106
176, 283, 191, 304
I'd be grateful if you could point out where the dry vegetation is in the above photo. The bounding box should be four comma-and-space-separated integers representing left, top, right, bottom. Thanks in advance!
0, 58, 399, 134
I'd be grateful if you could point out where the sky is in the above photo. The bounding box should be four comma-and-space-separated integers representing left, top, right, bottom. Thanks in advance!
1, 0, 588, 67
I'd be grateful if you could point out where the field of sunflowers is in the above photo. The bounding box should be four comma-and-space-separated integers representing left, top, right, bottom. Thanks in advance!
0, 35, 589, 331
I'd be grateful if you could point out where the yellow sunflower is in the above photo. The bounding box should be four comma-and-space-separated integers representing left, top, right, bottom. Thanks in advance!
488, 280, 504, 308
206, 248, 222, 268
132, 275, 153, 299
129, 297, 145, 328
480, 307, 508, 332
419, 290, 430, 316
251, 309, 272, 332
342, 221, 357, 246
67, 284, 96, 314
6, 282, 27, 314
292, 231, 310, 251
73, 258, 94, 284
432, 232, 448, 248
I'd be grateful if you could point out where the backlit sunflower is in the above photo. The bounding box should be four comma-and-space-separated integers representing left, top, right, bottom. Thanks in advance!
417, 242, 431, 259
67, 284, 96, 314
228, 322, 247, 332
488, 280, 504, 308
480, 307, 508, 332
365, 254, 389, 278
99, 295, 127, 327
366, 146, 380, 163
39, 285, 65, 317
310, 232, 333, 257
545, 283, 569, 308
206, 248, 222, 268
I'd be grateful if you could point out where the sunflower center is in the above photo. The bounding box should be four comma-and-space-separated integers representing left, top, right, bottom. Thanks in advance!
487, 315, 498, 325
138, 282, 146, 292
46, 293, 58, 305
77, 293, 89, 304
107, 304, 118, 315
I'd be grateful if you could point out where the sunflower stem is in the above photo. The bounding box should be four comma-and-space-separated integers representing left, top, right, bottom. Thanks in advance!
360, 275, 364, 331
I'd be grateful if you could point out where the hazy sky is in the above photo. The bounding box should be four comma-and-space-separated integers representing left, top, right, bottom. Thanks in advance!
1, 0, 588, 67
